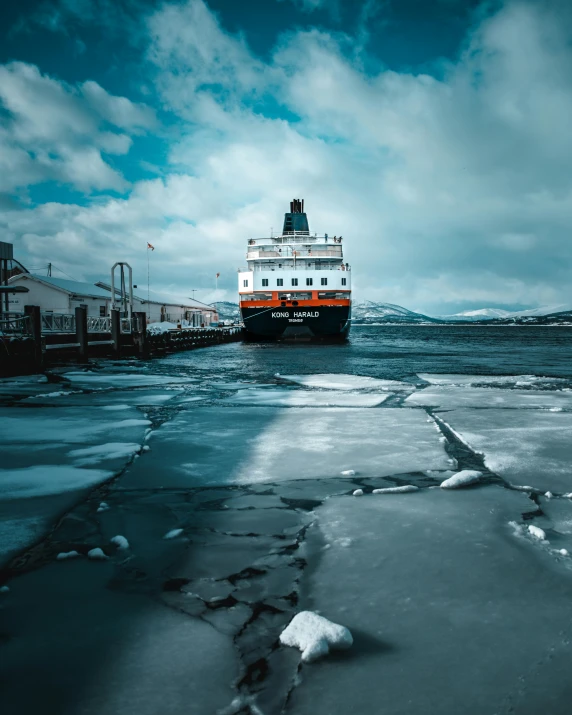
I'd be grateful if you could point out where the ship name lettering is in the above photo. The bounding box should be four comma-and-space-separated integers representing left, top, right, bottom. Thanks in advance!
293, 311, 319, 318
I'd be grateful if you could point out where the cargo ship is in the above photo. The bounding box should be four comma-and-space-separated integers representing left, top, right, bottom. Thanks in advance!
238, 199, 351, 340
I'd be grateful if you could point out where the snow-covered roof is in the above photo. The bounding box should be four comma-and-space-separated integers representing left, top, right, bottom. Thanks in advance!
9, 274, 114, 300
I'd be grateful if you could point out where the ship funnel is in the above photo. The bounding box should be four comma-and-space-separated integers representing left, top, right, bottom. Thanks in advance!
283, 198, 309, 235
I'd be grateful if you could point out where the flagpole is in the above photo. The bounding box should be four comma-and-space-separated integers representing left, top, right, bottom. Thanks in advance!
147, 246, 150, 322
215, 273, 218, 292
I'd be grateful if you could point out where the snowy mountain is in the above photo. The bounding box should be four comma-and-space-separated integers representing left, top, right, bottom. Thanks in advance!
212, 301, 241, 322
439, 304, 572, 321
352, 301, 436, 324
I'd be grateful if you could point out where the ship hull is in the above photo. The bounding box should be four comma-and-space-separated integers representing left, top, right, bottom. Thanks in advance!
241, 304, 351, 341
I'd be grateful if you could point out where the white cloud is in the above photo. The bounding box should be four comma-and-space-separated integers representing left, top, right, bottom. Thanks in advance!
0, 62, 156, 192
3, 0, 572, 312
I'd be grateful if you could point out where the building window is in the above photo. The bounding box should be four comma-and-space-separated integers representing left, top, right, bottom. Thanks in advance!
262, 278, 269, 287
99, 305, 106, 317
292, 278, 298, 286
277, 278, 283, 286
321, 277, 328, 286
341, 278, 346, 286
243, 279, 248, 287
306, 277, 313, 286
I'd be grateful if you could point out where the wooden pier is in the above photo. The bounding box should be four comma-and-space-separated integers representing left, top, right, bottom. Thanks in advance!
0, 307, 243, 376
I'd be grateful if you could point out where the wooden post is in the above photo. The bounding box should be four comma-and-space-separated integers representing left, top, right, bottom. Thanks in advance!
111, 309, 121, 357
75, 306, 88, 362
133, 311, 148, 357
24, 305, 43, 371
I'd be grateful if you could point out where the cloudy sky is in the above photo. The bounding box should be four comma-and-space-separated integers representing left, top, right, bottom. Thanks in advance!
1, 0, 571, 314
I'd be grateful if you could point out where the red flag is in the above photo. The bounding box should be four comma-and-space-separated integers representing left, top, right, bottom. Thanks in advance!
216, 272, 220, 278
147, 242, 155, 251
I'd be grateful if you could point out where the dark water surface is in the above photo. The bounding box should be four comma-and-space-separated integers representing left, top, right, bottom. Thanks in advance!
158, 325, 572, 382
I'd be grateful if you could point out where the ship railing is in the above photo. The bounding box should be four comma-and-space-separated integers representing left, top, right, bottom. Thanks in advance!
87, 316, 111, 333
246, 248, 343, 259
238, 264, 351, 273
247, 234, 343, 245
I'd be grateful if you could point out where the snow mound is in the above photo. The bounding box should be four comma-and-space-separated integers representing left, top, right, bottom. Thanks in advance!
87, 547, 108, 560
440, 470, 482, 489
97, 502, 110, 513
56, 550, 80, 560
528, 525, 546, 541
279, 611, 353, 662
111, 535, 130, 550
163, 528, 184, 540
352, 489, 364, 497
559, 549, 569, 556
373, 485, 419, 494
342, 469, 356, 476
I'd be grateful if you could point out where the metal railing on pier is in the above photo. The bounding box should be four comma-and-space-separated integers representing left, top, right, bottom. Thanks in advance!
0, 312, 31, 335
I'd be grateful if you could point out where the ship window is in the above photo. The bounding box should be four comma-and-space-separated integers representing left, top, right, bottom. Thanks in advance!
262, 279, 269, 287
277, 278, 283, 286
243, 279, 248, 287
291, 278, 298, 286
321, 277, 328, 286
99, 305, 106, 317
341, 278, 347, 286
306, 277, 313, 286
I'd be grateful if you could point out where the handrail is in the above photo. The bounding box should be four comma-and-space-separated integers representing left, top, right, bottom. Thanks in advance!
0, 312, 31, 335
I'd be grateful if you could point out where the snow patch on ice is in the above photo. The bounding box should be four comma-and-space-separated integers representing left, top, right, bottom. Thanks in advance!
440, 470, 482, 489
0, 585, 10, 593
352, 489, 364, 497
559, 549, 569, 556
163, 528, 184, 540
87, 547, 108, 560
342, 470, 356, 476
279, 611, 353, 662
372, 485, 419, 494
111, 535, 130, 550
97, 502, 110, 513
528, 525, 547, 541
56, 550, 81, 560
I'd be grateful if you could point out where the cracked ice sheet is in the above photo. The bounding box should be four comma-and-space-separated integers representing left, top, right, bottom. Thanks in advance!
25, 388, 184, 408
0, 406, 148, 563
438, 409, 572, 493
117, 407, 451, 489
221, 388, 390, 407
418, 373, 567, 388
0, 560, 238, 715
278, 374, 414, 391
289, 487, 572, 715
406, 386, 572, 410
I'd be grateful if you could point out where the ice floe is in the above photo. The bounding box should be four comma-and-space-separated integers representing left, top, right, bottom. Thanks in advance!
97, 502, 110, 513
118, 407, 451, 488
341, 470, 356, 476
406, 386, 572, 410
277, 374, 413, 391
0, 466, 114, 499
352, 489, 364, 496
417, 374, 566, 387
62, 372, 195, 388
440, 470, 482, 489
438, 409, 572, 492
221, 388, 390, 407
0, 585, 10, 593
280, 611, 353, 662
